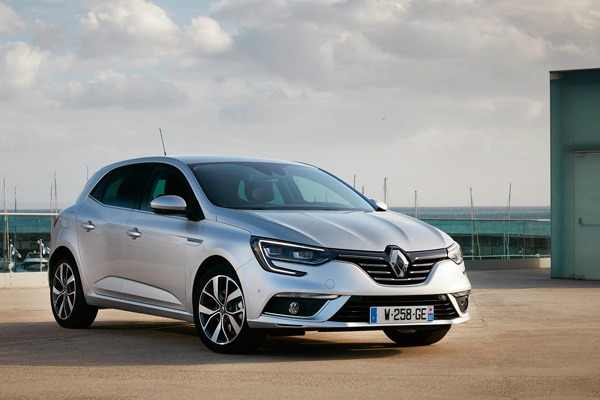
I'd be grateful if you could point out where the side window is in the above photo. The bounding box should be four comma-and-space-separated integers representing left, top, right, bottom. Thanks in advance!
90, 164, 148, 209
140, 164, 198, 212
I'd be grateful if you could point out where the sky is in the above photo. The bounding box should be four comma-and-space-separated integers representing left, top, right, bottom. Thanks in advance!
0, 0, 598, 209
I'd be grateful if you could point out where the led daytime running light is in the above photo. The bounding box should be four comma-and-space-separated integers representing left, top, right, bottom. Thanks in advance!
447, 242, 463, 265
251, 238, 335, 276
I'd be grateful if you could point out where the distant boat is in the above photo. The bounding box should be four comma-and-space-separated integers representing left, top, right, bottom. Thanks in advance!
22, 251, 48, 271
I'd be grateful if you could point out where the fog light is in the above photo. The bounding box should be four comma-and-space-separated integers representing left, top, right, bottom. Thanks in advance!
263, 295, 329, 317
289, 302, 300, 315
452, 290, 470, 313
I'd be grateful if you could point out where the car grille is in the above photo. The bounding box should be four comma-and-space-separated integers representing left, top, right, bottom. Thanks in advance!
334, 248, 448, 285
329, 295, 459, 323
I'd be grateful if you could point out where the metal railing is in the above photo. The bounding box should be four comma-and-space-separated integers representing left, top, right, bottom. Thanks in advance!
1, 212, 551, 272
419, 218, 551, 260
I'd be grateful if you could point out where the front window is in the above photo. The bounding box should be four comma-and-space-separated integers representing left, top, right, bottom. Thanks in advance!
187, 162, 374, 211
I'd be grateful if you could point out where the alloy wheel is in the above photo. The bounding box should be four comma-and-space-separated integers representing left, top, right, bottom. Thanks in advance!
52, 263, 77, 320
198, 275, 245, 345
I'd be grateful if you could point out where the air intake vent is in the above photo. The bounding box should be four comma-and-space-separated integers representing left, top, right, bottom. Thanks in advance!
329, 295, 459, 323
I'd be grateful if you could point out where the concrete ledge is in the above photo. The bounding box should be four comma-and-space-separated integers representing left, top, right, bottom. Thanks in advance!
0, 272, 48, 289
465, 258, 551, 271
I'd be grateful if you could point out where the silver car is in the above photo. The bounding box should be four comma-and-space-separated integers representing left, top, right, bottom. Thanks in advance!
50, 156, 471, 353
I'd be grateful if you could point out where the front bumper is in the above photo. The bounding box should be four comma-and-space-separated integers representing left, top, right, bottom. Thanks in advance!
236, 256, 471, 330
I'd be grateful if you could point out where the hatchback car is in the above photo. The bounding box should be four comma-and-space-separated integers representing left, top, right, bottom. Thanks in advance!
50, 155, 470, 353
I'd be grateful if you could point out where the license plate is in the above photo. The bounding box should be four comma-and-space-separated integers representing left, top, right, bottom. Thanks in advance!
369, 305, 434, 324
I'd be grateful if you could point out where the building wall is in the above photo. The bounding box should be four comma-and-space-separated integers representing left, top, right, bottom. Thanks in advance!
550, 69, 600, 279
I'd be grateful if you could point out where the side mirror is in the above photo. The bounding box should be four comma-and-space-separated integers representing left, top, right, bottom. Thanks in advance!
370, 199, 388, 212
150, 195, 188, 215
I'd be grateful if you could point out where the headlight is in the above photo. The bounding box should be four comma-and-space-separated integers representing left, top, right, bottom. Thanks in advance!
447, 241, 463, 264
251, 238, 335, 276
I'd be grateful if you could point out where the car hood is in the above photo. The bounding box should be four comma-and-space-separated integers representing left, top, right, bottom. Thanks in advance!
216, 209, 452, 252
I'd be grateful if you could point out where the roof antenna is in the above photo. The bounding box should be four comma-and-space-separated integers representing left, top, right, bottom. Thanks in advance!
159, 128, 167, 156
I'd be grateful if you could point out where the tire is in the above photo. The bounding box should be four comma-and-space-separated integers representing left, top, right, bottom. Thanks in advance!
384, 326, 451, 347
193, 264, 265, 354
50, 255, 98, 329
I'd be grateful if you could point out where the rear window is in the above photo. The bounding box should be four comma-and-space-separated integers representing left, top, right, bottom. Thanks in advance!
90, 164, 148, 209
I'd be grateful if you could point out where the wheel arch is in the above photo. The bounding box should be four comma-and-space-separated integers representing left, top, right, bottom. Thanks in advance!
48, 246, 75, 286
192, 255, 237, 302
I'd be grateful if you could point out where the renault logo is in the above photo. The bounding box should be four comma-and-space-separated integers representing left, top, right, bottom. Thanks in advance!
389, 249, 409, 278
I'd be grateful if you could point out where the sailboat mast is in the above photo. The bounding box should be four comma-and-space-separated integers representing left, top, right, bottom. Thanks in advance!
383, 177, 388, 205
50, 185, 54, 231
13, 186, 17, 258
54, 172, 58, 213
507, 183, 512, 258
470, 188, 474, 259
414, 190, 419, 218
470, 188, 481, 260
3, 178, 7, 271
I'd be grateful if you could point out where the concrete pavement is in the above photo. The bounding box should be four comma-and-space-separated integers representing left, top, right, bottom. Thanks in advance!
0, 269, 599, 399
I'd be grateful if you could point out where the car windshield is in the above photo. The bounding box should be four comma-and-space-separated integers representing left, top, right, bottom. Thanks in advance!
188, 162, 375, 211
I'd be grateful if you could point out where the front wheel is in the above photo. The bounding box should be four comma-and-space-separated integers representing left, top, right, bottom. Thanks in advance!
384, 326, 451, 347
193, 264, 265, 354
50, 256, 98, 329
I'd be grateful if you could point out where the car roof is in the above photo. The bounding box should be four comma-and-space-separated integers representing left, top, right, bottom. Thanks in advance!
172, 155, 307, 166
102, 155, 309, 168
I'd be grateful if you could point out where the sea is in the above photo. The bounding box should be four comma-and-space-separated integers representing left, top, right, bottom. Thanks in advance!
0, 210, 57, 234
391, 206, 550, 220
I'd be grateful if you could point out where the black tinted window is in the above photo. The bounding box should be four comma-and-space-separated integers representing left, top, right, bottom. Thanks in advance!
90, 164, 148, 209
140, 164, 198, 212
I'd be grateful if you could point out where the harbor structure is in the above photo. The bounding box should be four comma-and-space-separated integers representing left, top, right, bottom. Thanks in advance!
550, 68, 600, 280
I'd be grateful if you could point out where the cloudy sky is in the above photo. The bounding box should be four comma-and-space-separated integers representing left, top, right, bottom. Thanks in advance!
0, 0, 598, 209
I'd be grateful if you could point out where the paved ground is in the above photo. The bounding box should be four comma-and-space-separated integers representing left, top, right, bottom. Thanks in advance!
0, 269, 599, 399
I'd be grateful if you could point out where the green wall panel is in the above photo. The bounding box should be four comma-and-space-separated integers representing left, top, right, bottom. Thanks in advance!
550, 69, 600, 279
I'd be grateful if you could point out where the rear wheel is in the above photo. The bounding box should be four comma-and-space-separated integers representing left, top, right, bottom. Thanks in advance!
193, 264, 265, 354
384, 326, 451, 347
50, 256, 98, 329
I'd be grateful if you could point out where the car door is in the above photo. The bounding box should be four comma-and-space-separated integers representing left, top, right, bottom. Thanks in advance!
76, 163, 149, 298
123, 163, 206, 310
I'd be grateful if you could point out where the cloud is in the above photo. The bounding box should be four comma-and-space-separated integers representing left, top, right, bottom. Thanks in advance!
219, 102, 271, 124
207, 0, 594, 96
0, 42, 49, 98
218, 81, 291, 124
32, 21, 72, 52
5, 0, 600, 207
0, 4, 25, 33
185, 16, 233, 54
76, 0, 181, 58
62, 70, 189, 109
75, 0, 233, 60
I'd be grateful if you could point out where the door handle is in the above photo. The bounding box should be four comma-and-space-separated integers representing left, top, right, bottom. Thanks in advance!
81, 221, 95, 231
579, 217, 583, 226
127, 228, 142, 239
